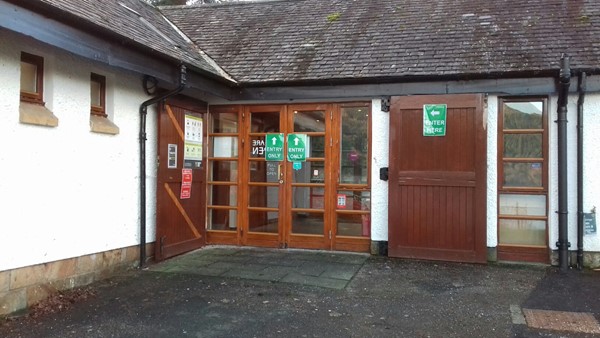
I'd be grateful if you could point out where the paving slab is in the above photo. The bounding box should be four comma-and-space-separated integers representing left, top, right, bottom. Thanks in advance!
280, 272, 350, 289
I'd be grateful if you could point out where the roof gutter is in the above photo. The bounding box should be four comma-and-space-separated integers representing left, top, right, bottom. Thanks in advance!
138, 64, 187, 269
556, 54, 571, 272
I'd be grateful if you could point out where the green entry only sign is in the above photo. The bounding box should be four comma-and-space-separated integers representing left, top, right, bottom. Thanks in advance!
287, 133, 307, 162
423, 104, 447, 137
265, 133, 284, 161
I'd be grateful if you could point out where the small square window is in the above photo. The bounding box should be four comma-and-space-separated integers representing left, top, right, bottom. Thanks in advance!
90, 73, 106, 117
20, 52, 44, 104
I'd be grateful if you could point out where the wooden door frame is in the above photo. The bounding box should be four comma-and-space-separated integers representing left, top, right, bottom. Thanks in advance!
205, 102, 372, 253
388, 94, 487, 263
496, 96, 549, 263
330, 102, 373, 252
241, 104, 286, 248
284, 103, 332, 250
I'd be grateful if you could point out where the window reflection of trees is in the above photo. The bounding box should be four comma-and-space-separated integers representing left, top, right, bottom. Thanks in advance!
502, 103, 544, 188
341, 107, 368, 184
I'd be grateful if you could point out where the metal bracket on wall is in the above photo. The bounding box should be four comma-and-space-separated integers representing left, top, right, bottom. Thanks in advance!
381, 96, 391, 112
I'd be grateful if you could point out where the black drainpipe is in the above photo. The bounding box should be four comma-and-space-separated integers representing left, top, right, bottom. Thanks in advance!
576, 72, 586, 270
138, 64, 187, 269
556, 54, 571, 272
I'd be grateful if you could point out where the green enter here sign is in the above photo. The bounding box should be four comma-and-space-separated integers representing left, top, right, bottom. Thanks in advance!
423, 104, 447, 137
287, 133, 307, 162
265, 133, 284, 161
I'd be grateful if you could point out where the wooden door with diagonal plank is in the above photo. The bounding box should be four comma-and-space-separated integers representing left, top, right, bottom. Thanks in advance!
388, 94, 487, 263
155, 98, 207, 261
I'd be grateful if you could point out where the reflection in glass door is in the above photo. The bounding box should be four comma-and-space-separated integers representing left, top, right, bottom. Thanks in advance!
243, 106, 285, 247
286, 106, 330, 249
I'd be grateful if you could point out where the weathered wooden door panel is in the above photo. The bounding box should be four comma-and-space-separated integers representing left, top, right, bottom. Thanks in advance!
389, 94, 486, 263
155, 100, 207, 261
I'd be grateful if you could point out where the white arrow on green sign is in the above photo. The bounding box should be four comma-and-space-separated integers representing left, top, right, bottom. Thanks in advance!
287, 133, 307, 162
423, 104, 447, 137
265, 133, 284, 161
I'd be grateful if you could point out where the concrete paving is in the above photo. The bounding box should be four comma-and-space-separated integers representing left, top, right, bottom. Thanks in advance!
150, 247, 368, 289
1, 246, 599, 338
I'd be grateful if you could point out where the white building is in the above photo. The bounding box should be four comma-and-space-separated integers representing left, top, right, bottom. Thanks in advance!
1, 0, 599, 316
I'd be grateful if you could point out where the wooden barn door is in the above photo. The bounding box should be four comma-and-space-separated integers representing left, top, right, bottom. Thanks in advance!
388, 94, 487, 263
155, 98, 207, 261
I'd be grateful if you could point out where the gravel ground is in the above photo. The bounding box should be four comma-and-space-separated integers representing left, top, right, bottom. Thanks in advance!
1, 254, 598, 338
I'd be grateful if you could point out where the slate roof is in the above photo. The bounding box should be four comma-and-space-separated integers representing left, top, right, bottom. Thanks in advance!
161, 0, 600, 85
25, 0, 234, 82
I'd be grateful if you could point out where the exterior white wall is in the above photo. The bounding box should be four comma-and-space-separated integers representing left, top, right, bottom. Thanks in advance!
370, 99, 389, 241
576, 90, 600, 252
0, 31, 158, 272
486, 96, 499, 247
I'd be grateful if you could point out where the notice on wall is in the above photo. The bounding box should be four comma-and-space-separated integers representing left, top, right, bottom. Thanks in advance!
167, 144, 177, 169
265, 133, 284, 161
423, 104, 447, 137
180, 168, 193, 199
184, 115, 203, 169
584, 212, 597, 235
337, 194, 347, 209
287, 133, 308, 162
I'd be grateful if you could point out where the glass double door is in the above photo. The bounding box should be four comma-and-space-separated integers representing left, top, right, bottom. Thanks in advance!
242, 104, 332, 249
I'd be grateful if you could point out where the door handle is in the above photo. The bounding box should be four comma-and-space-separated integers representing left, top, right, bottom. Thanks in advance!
278, 164, 284, 184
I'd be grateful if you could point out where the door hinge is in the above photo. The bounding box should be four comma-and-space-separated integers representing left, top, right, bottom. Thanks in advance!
157, 155, 160, 167
330, 111, 333, 120
329, 230, 332, 240
242, 112, 245, 119
330, 137, 333, 147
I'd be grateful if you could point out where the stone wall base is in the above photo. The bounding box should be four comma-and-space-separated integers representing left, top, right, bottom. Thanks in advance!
370, 241, 388, 256
549, 250, 600, 269
0, 243, 154, 317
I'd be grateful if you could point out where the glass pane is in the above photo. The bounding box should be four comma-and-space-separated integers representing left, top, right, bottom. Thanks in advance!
503, 162, 543, 187
249, 186, 279, 208
499, 219, 546, 246
212, 112, 238, 133
293, 110, 325, 132
504, 134, 542, 158
292, 161, 324, 183
20, 61, 37, 93
250, 161, 280, 183
503, 102, 543, 129
212, 136, 238, 157
499, 194, 546, 216
340, 107, 369, 184
337, 213, 370, 237
292, 187, 323, 210
336, 190, 370, 211
251, 112, 280, 133
208, 185, 237, 207
248, 210, 278, 233
209, 161, 238, 182
292, 212, 323, 235
249, 136, 266, 158
90, 80, 101, 106
308, 136, 325, 158
208, 209, 237, 231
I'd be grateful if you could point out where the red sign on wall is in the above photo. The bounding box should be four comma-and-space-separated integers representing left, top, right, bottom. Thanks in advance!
180, 169, 193, 199
180, 185, 191, 199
